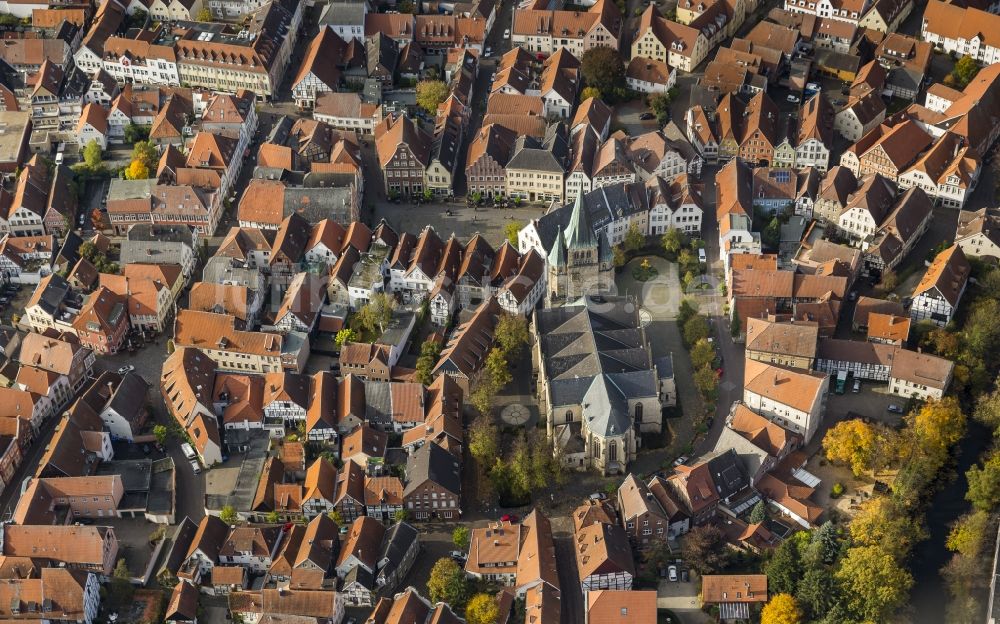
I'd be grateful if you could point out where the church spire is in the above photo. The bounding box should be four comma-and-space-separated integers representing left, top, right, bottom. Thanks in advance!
548, 224, 566, 268
565, 191, 598, 250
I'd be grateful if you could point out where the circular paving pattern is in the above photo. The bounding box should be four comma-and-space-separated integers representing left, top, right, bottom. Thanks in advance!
638, 308, 652, 328
501, 403, 530, 426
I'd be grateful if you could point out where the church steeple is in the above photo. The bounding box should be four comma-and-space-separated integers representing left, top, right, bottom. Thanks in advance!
548, 224, 566, 268
565, 191, 597, 250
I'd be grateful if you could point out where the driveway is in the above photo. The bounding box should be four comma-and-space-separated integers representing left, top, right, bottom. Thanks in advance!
658, 578, 712, 624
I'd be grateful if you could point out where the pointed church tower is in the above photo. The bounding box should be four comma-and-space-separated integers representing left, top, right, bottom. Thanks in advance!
560, 190, 601, 303
565, 190, 598, 251
547, 224, 567, 305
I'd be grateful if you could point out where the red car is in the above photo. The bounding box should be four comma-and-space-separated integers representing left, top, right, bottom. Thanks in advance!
500, 514, 520, 523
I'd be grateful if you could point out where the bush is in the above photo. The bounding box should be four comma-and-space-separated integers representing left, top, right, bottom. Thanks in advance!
831, 482, 845, 498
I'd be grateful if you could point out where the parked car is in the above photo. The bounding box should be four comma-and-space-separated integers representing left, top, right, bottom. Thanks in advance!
668, 565, 678, 581
500, 513, 520, 523
588, 492, 608, 501
189, 459, 201, 475
639, 112, 655, 120
503, 28, 510, 38
672, 455, 689, 467
142, 444, 150, 454
887, 404, 904, 414
852, 379, 861, 393
806, 82, 821, 92
449, 551, 467, 561
117, 365, 135, 375
786, 94, 800, 103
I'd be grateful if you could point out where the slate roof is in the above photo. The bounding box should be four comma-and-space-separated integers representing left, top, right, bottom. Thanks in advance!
404, 441, 460, 497
537, 298, 657, 438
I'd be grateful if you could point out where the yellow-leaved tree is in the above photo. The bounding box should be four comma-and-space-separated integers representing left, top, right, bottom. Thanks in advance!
761, 593, 802, 624
465, 593, 499, 624
124, 159, 150, 180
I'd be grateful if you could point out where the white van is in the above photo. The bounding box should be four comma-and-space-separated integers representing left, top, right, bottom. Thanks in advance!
181, 442, 197, 460
189, 459, 202, 475
698, 248, 707, 264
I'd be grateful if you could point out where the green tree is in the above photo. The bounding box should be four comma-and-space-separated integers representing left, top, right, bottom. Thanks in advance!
508, 434, 533, 498
398, 0, 416, 12
749, 500, 766, 524
466, 593, 499, 624
680, 525, 730, 574
335, 328, 359, 348
485, 347, 512, 389
415, 339, 443, 385
220, 505, 239, 524
131, 140, 158, 171
952, 55, 980, 88
153, 424, 168, 445
495, 314, 530, 359
504, 222, 521, 246
612, 245, 626, 268
966, 452, 1000, 511
468, 416, 499, 465
327, 509, 344, 525
354, 293, 396, 335
648, 91, 673, 125
683, 314, 710, 346
693, 365, 719, 402
393, 509, 410, 523
974, 387, 1000, 431
689, 338, 715, 370
110, 558, 134, 604
662, 228, 685, 256
581, 86, 602, 100
580, 46, 625, 99
470, 377, 496, 416
878, 269, 899, 294
761, 593, 802, 624
677, 298, 699, 326
123, 123, 149, 143
763, 535, 803, 595
812, 521, 840, 565
835, 545, 913, 622
624, 223, 644, 251
83, 140, 102, 169
762, 216, 781, 249
416, 80, 449, 115
946, 509, 991, 558
795, 566, 836, 619
428, 558, 469, 607
453, 526, 471, 550
847, 497, 926, 563
730, 312, 741, 338
266, 511, 282, 523
196, 7, 213, 21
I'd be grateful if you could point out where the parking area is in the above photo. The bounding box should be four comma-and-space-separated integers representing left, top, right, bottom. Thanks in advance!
104, 517, 161, 581
614, 100, 661, 136
1, 283, 30, 326
658, 577, 712, 624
